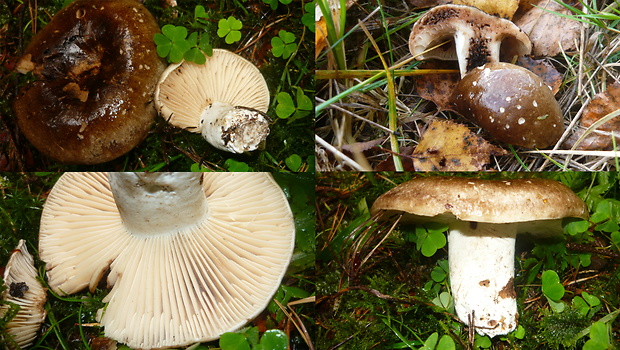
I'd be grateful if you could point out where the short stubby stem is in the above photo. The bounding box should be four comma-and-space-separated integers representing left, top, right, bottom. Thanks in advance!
200, 101, 270, 153
448, 221, 518, 337
108, 173, 208, 237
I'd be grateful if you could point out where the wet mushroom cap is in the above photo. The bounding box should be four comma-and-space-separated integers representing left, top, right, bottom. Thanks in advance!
1, 240, 47, 349
13, 0, 165, 164
451, 62, 563, 149
409, 4, 531, 76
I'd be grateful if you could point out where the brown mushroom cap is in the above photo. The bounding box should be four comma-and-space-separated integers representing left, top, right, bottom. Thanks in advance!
371, 176, 588, 229
409, 4, 531, 76
451, 62, 563, 149
13, 0, 165, 164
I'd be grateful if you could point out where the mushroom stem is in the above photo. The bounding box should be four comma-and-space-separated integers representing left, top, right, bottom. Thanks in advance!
200, 101, 270, 153
108, 173, 208, 237
448, 221, 518, 337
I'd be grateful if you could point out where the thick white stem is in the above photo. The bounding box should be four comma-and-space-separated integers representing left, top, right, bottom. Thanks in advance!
108, 173, 208, 237
199, 101, 270, 153
448, 221, 518, 337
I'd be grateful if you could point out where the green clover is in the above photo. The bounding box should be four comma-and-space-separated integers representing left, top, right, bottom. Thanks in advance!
275, 87, 312, 120
302, 1, 315, 32
271, 30, 297, 59
217, 16, 242, 44
154, 25, 192, 63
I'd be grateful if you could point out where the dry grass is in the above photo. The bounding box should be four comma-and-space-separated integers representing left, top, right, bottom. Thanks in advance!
315, 0, 620, 171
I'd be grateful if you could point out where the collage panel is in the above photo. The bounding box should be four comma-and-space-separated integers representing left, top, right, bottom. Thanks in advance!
1, 0, 314, 172
316, 0, 620, 171
316, 172, 620, 349
0, 172, 315, 349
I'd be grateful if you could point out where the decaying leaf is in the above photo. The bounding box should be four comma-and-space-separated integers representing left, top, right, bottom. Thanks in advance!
514, 0, 581, 57
565, 83, 620, 150
516, 56, 563, 95
414, 61, 460, 110
408, 0, 519, 18
412, 119, 506, 170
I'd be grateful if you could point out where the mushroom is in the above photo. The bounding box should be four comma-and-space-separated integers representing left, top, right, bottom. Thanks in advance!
13, 0, 165, 164
38, 172, 295, 349
154, 49, 271, 153
1, 240, 47, 349
370, 176, 588, 337
450, 62, 563, 149
409, 4, 531, 77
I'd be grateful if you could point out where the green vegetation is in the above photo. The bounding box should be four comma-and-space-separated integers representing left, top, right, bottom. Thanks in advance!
317, 172, 620, 349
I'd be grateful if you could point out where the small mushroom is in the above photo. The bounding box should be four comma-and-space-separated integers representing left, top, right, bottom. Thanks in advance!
371, 176, 588, 337
1, 240, 47, 349
154, 49, 271, 153
13, 0, 165, 164
39, 172, 295, 349
451, 62, 563, 148
409, 4, 531, 77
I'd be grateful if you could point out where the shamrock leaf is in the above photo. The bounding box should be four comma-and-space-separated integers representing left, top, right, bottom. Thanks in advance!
217, 16, 243, 44
275, 87, 312, 120
154, 24, 191, 63
271, 30, 297, 59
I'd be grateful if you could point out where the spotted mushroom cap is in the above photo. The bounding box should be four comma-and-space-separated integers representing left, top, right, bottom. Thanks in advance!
409, 4, 531, 76
154, 49, 270, 131
39, 172, 295, 349
451, 62, 563, 149
13, 0, 165, 164
1, 240, 47, 350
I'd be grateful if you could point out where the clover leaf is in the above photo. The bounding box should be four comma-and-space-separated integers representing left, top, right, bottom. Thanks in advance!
154, 24, 212, 65
217, 16, 242, 44
302, 1, 315, 32
285, 154, 302, 172
262, 0, 293, 10
271, 30, 297, 59
154, 24, 192, 63
275, 87, 312, 120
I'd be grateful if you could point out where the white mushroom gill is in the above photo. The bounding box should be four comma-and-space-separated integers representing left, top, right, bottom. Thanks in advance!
448, 221, 518, 338
1, 240, 47, 349
155, 49, 271, 153
39, 172, 295, 349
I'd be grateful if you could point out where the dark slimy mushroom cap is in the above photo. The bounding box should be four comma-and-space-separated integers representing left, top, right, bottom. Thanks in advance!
451, 62, 563, 149
13, 0, 165, 164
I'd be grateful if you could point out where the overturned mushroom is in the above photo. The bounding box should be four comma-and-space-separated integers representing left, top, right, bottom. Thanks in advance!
39, 172, 295, 349
371, 176, 588, 337
1, 240, 47, 349
13, 0, 165, 164
155, 49, 271, 153
409, 4, 531, 77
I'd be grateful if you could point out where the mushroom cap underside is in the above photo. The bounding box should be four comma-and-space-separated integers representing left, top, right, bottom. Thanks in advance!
371, 176, 588, 227
38, 172, 295, 349
1, 240, 47, 350
155, 49, 270, 131
409, 4, 531, 71
13, 0, 165, 164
